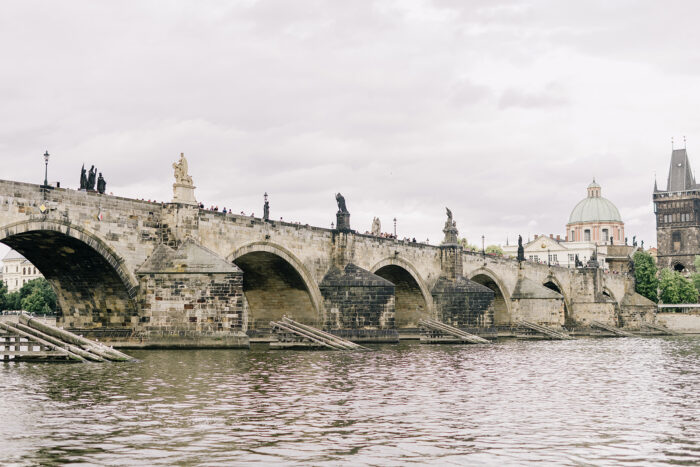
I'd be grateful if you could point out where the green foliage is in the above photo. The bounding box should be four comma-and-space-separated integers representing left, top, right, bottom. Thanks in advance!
691, 273, 700, 295
459, 238, 478, 252
5, 291, 21, 310
694, 255, 700, 271
659, 268, 699, 304
0, 278, 56, 313
485, 245, 504, 256
0, 281, 7, 311
19, 278, 57, 314
633, 250, 658, 303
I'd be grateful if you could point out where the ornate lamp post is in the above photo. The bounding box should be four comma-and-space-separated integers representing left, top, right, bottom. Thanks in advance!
42, 150, 50, 188
393, 217, 397, 237
481, 235, 485, 256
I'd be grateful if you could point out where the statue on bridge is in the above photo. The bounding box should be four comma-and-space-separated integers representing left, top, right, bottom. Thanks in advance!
173, 153, 194, 186
336, 193, 348, 214
97, 173, 106, 194
263, 192, 270, 221
172, 153, 198, 205
87, 165, 97, 191
335, 193, 351, 231
442, 207, 459, 245
80, 164, 87, 190
516, 235, 525, 262
371, 217, 381, 236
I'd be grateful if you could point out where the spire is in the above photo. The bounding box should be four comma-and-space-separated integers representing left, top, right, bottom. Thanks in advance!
666, 146, 696, 191
654, 172, 658, 193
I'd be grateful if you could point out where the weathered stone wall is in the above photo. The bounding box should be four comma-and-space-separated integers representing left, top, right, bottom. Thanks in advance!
431, 276, 494, 327
656, 311, 700, 334
510, 299, 565, 326
138, 272, 246, 333
320, 264, 395, 330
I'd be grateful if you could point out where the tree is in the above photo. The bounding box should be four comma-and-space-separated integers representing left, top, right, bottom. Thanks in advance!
659, 268, 698, 304
5, 291, 21, 310
459, 238, 478, 252
485, 245, 504, 256
633, 250, 658, 303
0, 281, 7, 311
19, 279, 57, 314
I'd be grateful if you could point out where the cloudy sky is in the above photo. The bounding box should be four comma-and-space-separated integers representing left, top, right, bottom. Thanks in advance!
2, 0, 699, 259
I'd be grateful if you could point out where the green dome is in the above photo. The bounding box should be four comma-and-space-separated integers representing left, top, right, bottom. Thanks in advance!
568, 196, 622, 223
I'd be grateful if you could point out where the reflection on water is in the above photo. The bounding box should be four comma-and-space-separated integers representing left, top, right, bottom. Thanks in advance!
1, 337, 699, 465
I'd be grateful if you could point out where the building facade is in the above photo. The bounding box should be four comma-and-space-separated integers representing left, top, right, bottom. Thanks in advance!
566, 180, 625, 245
503, 179, 635, 271
2, 249, 43, 292
654, 148, 700, 272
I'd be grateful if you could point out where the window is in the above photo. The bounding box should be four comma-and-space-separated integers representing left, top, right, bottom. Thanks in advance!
570, 230, 575, 241
568, 254, 575, 263
584, 229, 591, 241
602, 228, 609, 243
23, 268, 26, 275
672, 231, 682, 252
552, 254, 558, 262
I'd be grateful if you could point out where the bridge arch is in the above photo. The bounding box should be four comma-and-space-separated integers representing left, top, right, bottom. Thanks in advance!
370, 257, 434, 327
543, 275, 573, 325
0, 219, 138, 328
228, 241, 323, 330
467, 268, 511, 325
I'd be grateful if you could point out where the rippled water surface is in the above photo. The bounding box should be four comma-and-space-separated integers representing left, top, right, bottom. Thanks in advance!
1, 337, 699, 466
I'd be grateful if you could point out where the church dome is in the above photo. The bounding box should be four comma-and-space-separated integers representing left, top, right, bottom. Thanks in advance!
568, 180, 622, 224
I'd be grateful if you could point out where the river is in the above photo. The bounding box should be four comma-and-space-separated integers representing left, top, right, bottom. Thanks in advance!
1, 337, 699, 466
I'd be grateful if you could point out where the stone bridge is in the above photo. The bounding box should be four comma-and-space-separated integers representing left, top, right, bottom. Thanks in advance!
0, 178, 655, 347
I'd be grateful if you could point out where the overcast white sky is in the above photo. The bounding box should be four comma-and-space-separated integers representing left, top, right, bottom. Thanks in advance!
2, 0, 699, 259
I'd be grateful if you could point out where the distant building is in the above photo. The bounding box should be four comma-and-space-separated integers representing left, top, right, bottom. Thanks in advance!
653, 148, 700, 272
566, 180, 625, 245
504, 234, 603, 268
2, 250, 43, 292
504, 179, 635, 271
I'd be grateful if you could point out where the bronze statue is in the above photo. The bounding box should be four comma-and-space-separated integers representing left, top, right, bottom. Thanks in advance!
517, 235, 525, 262
336, 193, 348, 213
263, 193, 270, 221
97, 173, 106, 194
80, 164, 87, 190
87, 165, 97, 191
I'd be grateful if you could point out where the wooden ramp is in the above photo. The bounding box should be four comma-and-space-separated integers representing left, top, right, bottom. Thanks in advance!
418, 318, 490, 344
590, 320, 635, 337
641, 322, 681, 336
0, 314, 133, 362
516, 320, 575, 340
270, 317, 369, 350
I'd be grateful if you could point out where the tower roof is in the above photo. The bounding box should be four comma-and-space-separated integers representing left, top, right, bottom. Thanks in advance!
666, 148, 696, 192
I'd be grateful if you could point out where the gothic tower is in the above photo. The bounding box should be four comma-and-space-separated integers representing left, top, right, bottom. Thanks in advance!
654, 148, 700, 272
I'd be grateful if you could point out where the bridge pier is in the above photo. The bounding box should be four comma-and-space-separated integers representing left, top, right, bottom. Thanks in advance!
133, 239, 249, 348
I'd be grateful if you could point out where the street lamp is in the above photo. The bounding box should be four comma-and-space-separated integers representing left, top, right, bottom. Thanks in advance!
393, 217, 397, 237
42, 150, 50, 187
481, 235, 485, 256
